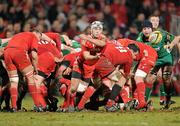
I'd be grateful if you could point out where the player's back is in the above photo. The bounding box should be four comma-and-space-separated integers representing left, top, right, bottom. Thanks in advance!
64, 52, 81, 67
38, 40, 62, 58
103, 43, 132, 66
45, 32, 61, 51
117, 38, 157, 60
6, 32, 38, 51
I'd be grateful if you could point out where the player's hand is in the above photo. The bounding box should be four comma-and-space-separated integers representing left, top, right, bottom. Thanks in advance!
63, 67, 72, 75
79, 34, 87, 40
178, 58, 180, 64
96, 53, 102, 59
54, 57, 63, 63
164, 44, 173, 50
67, 40, 72, 46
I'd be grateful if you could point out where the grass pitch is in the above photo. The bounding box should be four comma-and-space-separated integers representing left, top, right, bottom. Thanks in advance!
0, 96, 180, 126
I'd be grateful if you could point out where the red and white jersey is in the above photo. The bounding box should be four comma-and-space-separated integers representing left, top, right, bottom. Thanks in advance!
103, 43, 133, 75
38, 39, 62, 59
116, 38, 157, 61
64, 52, 81, 67
78, 34, 107, 66
45, 32, 61, 51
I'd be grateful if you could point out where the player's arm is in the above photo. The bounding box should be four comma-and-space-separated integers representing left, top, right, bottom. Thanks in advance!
165, 36, 180, 50
79, 34, 106, 47
45, 32, 62, 51
61, 35, 72, 46
124, 62, 132, 78
62, 44, 76, 53
41, 33, 56, 45
1, 38, 11, 44
83, 51, 100, 60
31, 50, 38, 74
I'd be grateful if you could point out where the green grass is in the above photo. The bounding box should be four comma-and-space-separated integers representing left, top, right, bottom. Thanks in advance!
0, 96, 180, 126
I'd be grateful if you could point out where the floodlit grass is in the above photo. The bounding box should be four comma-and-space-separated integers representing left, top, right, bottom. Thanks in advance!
0, 96, 180, 126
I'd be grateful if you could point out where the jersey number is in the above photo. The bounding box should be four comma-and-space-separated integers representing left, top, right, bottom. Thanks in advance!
38, 40, 49, 45
115, 46, 128, 53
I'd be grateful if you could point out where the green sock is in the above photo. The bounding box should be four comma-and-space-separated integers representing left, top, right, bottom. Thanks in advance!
145, 87, 152, 102
160, 84, 166, 97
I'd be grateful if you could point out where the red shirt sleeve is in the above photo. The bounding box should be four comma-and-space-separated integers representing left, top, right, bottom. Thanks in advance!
45, 32, 61, 51
31, 35, 38, 51
124, 62, 132, 76
123, 55, 133, 76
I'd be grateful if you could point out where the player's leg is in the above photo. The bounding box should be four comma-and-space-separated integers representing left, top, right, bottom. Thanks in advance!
17, 76, 28, 111
162, 65, 174, 109
21, 65, 41, 108
70, 60, 84, 93
105, 69, 127, 112
34, 74, 47, 109
135, 62, 156, 110
7, 70, 19, 111
77, 79, 100, 110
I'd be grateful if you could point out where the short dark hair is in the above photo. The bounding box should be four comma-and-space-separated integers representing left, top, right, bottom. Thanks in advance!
149, 14, 159, 19
31, 28, 42, 36
142, 20, 152, 29
127, 43, 140, 53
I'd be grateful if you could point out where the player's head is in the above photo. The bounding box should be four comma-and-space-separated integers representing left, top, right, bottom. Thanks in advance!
90, 21, 103, 38
31, 28, 42, 40
127, 43, 140, 59
149, 15, 160, 29
142, 20, 153, 37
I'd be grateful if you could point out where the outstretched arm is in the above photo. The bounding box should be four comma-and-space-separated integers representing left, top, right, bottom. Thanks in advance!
79, 34, 106, 47
165, 36, 180, 50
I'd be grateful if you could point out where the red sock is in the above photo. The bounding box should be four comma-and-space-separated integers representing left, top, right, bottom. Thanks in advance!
146, 83, 153, 88
70, 93, 76, 106
136, 82, 146, 108
37, 87, 46, 108
62, 99, 68, 108
133, 89, 138, 99
106, 99, 116, 107
61, 89, 70, 108
60, 78, 71, 86
78, 86, 95, 109
40, 84, 47, 97
160, 96, 166, 101
120, 86, 130, 103
10, 87, 18, 109
28, 84, 40, 106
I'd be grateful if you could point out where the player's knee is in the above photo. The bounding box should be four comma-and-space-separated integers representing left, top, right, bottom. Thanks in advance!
145, 74, 156, 84
163, 71, 171, 82
77, 82, 88, 93
135, 69, 147, 79
9, 75, 19, 85
108, 70, 121, 82
70, 85, 77, 94
25, 70, 34, 83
